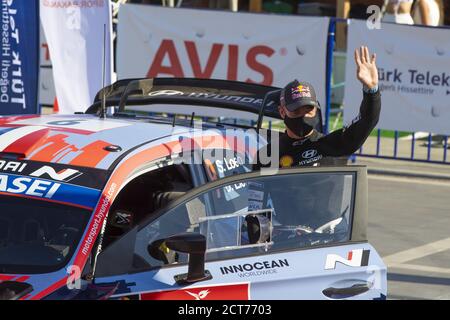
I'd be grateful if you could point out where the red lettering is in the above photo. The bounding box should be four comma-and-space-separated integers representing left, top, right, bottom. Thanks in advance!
185, 41, 223, 78
147, 39, 184, 78
147, 40, 276, 84
227, 45, 238, 81
246, 45, 275, 85
42, 43, 50, 61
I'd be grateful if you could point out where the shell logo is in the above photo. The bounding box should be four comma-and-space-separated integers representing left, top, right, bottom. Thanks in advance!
280, 155, 294, 167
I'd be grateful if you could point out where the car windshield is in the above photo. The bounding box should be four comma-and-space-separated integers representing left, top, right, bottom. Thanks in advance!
0, 196, 91, 274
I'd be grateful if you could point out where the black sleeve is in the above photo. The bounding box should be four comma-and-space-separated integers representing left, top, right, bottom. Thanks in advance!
319, 90, 381, 157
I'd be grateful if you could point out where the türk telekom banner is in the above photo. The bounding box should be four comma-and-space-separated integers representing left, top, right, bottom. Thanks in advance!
0, 0, 39, 115
40, 0, 113, 114
344, 20, 450, 135
117, 4, 329, 109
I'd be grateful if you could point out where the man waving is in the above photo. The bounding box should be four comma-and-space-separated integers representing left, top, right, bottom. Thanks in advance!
258, 46, 380, 168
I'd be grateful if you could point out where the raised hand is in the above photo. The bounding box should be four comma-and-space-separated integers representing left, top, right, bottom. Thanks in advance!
354, 46, 378, 89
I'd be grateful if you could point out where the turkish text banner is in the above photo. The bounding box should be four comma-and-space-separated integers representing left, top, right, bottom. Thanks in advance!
1, 0, 39, 115
344, 19, 450, 135
117, 4, 329, 109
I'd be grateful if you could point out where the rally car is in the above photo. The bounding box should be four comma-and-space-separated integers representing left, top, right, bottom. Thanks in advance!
0, 78, 386, 300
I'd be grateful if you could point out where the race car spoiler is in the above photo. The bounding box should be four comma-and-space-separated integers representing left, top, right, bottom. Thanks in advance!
86, 78, 283, 121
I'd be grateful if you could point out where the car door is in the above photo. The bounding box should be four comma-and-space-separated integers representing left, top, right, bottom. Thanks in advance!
93, 166, 387, 300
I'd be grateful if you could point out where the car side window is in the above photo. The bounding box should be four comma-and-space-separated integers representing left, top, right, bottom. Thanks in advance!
132, 171, 355, 270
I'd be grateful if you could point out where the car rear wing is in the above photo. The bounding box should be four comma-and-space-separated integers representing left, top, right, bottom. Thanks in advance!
85, 78, 323, 132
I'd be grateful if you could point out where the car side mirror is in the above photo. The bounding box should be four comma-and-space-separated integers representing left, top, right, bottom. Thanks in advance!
148, 232, 212, 285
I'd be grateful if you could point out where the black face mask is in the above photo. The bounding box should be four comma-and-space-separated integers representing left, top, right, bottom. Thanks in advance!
284, 113, 320, 137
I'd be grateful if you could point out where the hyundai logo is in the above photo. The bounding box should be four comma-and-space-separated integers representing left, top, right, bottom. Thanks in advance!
302, 149, 318, 159
148, 90, 184, 96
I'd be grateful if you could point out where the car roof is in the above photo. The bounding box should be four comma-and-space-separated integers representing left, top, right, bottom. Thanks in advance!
0, 114, 215, 170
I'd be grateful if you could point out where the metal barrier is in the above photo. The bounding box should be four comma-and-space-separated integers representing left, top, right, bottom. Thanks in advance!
352, 130, 449, 165
325, 18, 450, 165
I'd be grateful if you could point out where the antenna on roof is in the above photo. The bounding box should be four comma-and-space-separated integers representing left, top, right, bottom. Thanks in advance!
99, 23, 107, 119
190, 112, 195, 127
172, 114, 177, 127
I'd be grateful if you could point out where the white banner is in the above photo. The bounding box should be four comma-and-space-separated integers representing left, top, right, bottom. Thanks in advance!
344, 20, 450, 135
40, 0, 113, 114
117, 4, 329, 109
39, 22, 56, 106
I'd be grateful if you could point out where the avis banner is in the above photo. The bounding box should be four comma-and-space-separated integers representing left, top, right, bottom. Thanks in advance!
0, 0, 39, 115
117, 4, 329, 109
344, 20, 450, 135
40, 0, 113, 114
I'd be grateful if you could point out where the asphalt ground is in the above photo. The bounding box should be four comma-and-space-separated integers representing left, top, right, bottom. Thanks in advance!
356, 158, 450, 300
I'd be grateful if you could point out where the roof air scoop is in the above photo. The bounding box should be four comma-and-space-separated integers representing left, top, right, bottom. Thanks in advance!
0, 127, 50, 160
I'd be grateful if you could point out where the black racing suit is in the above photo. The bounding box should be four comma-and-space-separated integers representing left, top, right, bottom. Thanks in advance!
256, 89, 381, 168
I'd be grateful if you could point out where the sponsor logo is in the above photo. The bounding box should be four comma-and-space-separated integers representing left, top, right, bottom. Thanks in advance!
378, 68, 450, 87
113, 210, 133, 226
0, 160, 27, 173
301, 149, 318, 159
291, 85, 311, 99
81, 182, 117, 256
140, 283, 249, 300
148, 90, 184, 96
42, 0, 106, 9
220, 259, 289, 277
146, 90, 275, 106
0, 173, 100, 208
30, 165, 82, 182
185, 289, 210, 300
298, 154, 322, 166
0, 174, 60, 199
377, 68, 450, 96
280, 155, 294, 167
0, 162, 83, 182
147, 39, 275, 85
325, 249, 370, 270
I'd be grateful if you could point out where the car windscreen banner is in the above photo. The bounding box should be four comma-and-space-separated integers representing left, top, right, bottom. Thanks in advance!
39, 0, 113, 114
344, 19, 450, 135
0, 159, 109, 209
117, 4, 329, 111
0, 0, 40, 115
